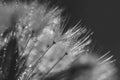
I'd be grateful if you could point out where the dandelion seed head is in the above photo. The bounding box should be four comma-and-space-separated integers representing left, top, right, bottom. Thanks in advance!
0, 1, 118, 80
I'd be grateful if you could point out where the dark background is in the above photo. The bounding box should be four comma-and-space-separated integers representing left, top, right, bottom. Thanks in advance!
61, 0, 120, 50
54, 0, 120, 60
56, 0, 120, 76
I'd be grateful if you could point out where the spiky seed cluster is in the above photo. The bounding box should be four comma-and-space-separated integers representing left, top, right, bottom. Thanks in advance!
0, 1, 118, 80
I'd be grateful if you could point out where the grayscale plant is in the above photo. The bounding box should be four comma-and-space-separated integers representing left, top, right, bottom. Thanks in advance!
0, 1, 118, 80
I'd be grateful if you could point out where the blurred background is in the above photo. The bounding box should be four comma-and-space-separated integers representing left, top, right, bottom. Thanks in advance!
60, 0, 120, 51
51, 0, 120, 75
